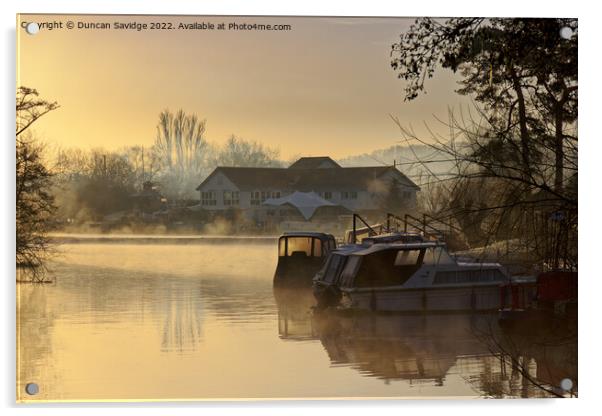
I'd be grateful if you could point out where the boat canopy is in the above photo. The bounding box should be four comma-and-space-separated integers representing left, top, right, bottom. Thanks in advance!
278, 233, 336, 258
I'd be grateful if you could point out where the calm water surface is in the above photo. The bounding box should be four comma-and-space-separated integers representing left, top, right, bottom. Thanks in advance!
17, 239, 577, 401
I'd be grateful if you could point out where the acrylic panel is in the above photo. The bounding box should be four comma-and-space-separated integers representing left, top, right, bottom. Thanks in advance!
16, 14, 578, 402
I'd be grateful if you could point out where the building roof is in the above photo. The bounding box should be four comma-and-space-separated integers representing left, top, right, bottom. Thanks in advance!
288, 156, 341, 169
196, 163, 420, 192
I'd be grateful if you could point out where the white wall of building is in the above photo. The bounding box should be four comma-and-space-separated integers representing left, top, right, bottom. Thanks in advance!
197, 169, 418, 213
197, 172, 239, 210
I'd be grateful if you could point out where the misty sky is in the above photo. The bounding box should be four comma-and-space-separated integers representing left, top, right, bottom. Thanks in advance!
17, 14, 471, 159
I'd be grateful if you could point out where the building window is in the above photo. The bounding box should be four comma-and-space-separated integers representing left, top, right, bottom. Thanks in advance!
341, 191, 358, 200
201, 191, 217, 206
323, 191, 332, 200
250, 191, 261, 206
251, 190, 279, 206
223, 190, 239, 206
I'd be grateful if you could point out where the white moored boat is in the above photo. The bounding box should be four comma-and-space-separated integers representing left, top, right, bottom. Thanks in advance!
313, 241, 510, 312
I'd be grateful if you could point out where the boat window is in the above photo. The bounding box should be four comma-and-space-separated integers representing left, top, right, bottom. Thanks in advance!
355, 249, 424, 287
286, 237, 313, 257
312, 238, 323, 257
278, 238, 287, 257
422, 247, 437, 265
436, 247, 456, 265
340, 256, 361, 287
433, 269, 507, 284
328, 237, 336, 252
423, 246, 456, 266
324, 254, 344, 284
394, 249, 421, 266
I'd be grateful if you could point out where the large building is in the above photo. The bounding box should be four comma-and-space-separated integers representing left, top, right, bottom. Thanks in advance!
195, 157, 419, 219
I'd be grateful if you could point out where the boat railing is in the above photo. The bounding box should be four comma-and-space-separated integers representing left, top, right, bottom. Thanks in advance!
387, 213, 463, 243
344, 212, 463, 246
346, 214, 385, 244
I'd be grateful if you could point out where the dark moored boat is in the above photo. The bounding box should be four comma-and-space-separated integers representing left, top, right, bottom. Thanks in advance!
498, 271, 577, 329
273, 232, 336, 287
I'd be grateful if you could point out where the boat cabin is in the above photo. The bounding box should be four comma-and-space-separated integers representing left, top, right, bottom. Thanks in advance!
320, 242, 511, 289
314, 242, 510, 311
316, 243, 446, 290
273, 232, 336, 286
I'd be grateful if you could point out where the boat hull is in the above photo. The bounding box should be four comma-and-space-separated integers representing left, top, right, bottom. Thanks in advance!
273, 257, 325, 287
341, 285, 502, 312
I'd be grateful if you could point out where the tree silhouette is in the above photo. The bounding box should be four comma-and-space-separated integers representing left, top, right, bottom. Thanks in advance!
16, 87, 59, 279
390, 18, 577, 269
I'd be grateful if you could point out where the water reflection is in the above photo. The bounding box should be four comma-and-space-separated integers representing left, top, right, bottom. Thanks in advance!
274, 287, 577, 397
17, 241, 576, 401
274, 288, 317, 340
17, 242, 279, 401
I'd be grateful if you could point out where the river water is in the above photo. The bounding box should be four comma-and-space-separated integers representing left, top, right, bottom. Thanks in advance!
16, 238, 577, 401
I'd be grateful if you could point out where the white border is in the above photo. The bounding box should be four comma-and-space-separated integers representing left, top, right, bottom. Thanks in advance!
2, 1, 599, 415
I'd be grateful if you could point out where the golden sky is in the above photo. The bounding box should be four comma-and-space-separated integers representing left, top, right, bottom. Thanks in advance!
17, 14, 470, 159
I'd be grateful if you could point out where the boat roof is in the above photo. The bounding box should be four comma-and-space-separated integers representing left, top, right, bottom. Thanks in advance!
330, 241, 445, 257
361, 232, 424, 244
280, 232, 334, 239
352, 241, 446, 256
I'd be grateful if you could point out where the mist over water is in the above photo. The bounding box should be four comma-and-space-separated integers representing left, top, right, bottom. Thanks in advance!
17, 240, 574, 401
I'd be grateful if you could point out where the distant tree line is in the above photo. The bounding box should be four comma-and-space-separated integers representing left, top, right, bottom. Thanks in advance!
16, 91, 282, 275
50, 108, 282, 222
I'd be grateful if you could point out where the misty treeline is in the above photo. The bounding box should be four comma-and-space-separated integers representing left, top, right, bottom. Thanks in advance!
16, 88, 281, 273
52, 109, 281, 221
391, 18, 577, 270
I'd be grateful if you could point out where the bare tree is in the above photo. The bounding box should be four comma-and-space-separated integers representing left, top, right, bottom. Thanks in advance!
16, 87, 59, 280
53, 148, 138, 221
154, 109, 209, 199
215, 135, 281, 167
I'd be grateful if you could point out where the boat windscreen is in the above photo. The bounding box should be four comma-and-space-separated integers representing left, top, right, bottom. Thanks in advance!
279, 236, 323, 257
436, 247, 456, 265
313, 238, 322, 257
423, 246, 456, 266
394, 250, 421, 266
326, 237, 336, 252
340, 256, 362, 287
354, 249, 424, 287
323, 254, 345, 284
